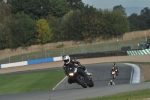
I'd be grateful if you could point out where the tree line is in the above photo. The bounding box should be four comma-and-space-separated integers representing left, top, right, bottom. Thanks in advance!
0, 0, 150, 50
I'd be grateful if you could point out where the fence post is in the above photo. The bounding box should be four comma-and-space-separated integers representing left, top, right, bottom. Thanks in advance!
9, 57, 10, 63
45, 49, 47, 58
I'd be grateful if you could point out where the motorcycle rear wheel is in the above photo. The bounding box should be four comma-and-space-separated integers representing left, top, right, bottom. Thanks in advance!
112, 74, 115, 79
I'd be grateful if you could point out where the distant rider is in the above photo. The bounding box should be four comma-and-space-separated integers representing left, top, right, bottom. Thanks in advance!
112, 62, 118, 69
112, 62, 119, 76
111, 67, 116, 76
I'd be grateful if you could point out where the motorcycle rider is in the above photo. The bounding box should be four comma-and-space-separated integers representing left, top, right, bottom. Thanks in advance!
63, 55, 91, 75
63, 55, 91, 84
112, 62, 119, 76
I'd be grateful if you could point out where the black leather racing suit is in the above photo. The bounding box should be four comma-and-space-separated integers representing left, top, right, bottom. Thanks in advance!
63, 59, 89, 84
63, 59, 86, 74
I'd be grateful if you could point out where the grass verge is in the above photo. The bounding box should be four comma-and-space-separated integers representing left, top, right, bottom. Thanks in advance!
80, 88, 150, 100
0, 70, 65, 95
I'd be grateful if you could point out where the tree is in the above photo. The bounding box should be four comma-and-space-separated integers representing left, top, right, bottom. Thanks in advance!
128, 13, 140, 31
61, 9, 83, 41
11, 0, 51, 19
10, 12, 37, 48
0, 17, 12, 49
81, 5, 102, 42
128, 7, 150, 31
112, 10, 130, 37
140, 7, 150, 16
113, 5, 127, 16
61, 5, 103, 42
140, 7, 150, 29
46, 14, 61, 42
102, 9, 130, 39
11, 0, 70, 19
49, 0, 70, 17
67, 0, 84, 10
0, 2, 11, 22
36, 19, 53, 44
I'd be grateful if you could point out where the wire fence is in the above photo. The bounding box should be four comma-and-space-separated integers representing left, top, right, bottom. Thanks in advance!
0, 30, 150, 64
0, 37, 146, 64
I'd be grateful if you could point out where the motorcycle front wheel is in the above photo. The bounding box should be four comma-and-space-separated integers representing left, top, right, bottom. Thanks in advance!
76, 75, 87, 88
88, 80, 94, 87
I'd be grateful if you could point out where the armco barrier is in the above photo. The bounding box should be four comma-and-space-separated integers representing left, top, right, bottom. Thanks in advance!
69, 51, 127, 59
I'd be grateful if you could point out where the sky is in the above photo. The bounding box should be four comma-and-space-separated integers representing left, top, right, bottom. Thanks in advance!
82, 0, 150, 9
82, 0, 150, 16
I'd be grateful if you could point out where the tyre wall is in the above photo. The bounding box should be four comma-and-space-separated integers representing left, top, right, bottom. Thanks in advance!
69, 51, 127, 59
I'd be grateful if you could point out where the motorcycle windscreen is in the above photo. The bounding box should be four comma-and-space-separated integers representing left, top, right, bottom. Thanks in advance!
66, 65, 76, 73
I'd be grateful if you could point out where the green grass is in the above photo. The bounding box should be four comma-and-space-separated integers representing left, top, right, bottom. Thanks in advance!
0, 70, 65, 95
80, 88, 150, 100
127, 62, 150, 65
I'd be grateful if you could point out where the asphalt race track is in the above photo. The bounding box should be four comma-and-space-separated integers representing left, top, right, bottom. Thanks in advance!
53, 63, 132, 90
0, 63, 150, 100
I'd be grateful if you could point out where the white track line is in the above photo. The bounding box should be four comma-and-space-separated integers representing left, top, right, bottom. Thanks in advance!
52, 76, 67, 90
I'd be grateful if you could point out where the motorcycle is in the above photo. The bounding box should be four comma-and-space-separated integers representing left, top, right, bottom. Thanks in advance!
66, 64, 94, 88
111, 71, 116, 79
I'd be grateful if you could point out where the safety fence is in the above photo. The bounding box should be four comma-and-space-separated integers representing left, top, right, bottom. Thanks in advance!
0, 49, 149, 69
0, 50, 127, 69
127, 49, 150, 56
1, 29, 150, 64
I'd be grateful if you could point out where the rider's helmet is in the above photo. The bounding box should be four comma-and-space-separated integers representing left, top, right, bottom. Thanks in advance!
113, 62, 116, 66
63, 55, 70, 64
112, 67, 115, 70
110, 80, 113, 82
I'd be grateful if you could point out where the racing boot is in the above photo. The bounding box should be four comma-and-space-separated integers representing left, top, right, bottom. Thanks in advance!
84, 69, 92, 76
